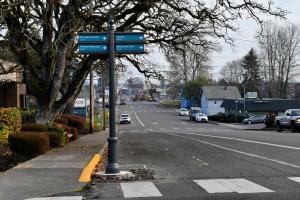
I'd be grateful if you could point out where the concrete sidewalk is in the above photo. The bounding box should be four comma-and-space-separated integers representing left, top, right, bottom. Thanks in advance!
0, 131, 108, 200
216, 122, 265, 130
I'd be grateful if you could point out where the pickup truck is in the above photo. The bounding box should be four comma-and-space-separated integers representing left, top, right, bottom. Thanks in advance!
275, 109, 300, 132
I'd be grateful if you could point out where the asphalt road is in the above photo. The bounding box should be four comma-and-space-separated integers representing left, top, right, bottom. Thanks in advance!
85, 101, 300, 200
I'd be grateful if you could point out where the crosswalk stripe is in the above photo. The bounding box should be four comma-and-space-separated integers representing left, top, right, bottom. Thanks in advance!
121, 181, 162, 198
288, 177, 300, 183
25, 197, 82, 200
194, 179, 273, 194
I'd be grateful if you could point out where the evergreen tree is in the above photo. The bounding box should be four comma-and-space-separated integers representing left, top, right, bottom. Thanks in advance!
242, 48, 261, 94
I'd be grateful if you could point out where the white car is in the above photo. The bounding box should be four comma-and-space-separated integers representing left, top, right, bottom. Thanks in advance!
195, 113, 208, 123
179, 108, 189, 116
120, 114, 131, 124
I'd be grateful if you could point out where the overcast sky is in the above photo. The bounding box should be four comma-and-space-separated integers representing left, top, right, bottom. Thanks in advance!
124, 0, 300, 83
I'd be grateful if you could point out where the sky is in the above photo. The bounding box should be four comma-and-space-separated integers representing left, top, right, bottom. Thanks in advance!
124, 0, 300, 83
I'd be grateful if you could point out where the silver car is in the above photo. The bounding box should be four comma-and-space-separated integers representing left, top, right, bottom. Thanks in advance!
243, 115, 266, 124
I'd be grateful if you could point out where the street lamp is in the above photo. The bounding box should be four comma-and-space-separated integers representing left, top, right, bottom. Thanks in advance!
235, 100, 238, 124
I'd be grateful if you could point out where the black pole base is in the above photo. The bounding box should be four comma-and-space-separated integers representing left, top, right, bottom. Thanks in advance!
105, 162, 120, 174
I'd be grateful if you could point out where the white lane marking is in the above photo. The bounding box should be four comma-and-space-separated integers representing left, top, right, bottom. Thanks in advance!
194, 179, 273, 194
130, 105, 144, 127
181, 122, 187, 124
121, 182, 162, 198
288, 177, 300, 183
173, 128, 178, 130
25, 197, 82, 200
194, 179, 234, 193
166, 131, 300, 151
152, 122, 159, 125
155, 131, 300, 169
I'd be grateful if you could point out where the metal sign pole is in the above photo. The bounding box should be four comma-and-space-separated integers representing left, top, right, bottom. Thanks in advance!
105, 16, 120, 174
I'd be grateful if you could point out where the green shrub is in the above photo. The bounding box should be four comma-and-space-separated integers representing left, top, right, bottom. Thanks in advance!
47, 132, 65, 147
46, 122, 66, 146
21, 110, 36, 124
8, 132, 50, 155
0, 123, 11, 145
0, 107, 22, 132
265, 118, 275, 128
21, 123, 47, 132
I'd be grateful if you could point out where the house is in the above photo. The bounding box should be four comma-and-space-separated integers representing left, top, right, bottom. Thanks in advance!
221, 99, 300, 116
201, 86, 241, 116
0, 60, 26, 108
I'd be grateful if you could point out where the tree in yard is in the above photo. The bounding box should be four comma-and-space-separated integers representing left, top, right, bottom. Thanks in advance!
242, 48, 261, 94
257, 23, 300, 98
0, 0, 286, 122
166, 44, 214, 84
182, 76, 213, 106
220, 59, 244, 84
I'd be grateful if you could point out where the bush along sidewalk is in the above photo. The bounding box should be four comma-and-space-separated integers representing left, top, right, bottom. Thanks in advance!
0, 108, 92, 172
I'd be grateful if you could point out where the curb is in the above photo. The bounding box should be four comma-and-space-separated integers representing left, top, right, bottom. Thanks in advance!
78, 144, 107, 183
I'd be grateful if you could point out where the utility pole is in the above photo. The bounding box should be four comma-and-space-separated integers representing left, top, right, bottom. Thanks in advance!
102, 64, 106, 131
243, 85, 246, 117
106, 16, 120, 174
89, 66, 94, 133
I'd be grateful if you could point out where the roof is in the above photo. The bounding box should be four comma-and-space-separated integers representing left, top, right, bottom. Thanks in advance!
221, 99, 300, 112
202, 86, 241, 100
0, 59, 22, 82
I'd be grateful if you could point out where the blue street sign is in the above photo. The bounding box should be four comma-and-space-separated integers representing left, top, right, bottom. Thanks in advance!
78, 33, 108, 43
116, 44, 144, 54
115, 33, 144, 43
78, 32, 144, 44
79, 44, 108, 54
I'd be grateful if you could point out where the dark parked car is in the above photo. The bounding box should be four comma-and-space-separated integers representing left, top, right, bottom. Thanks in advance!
243, 115, 266, 124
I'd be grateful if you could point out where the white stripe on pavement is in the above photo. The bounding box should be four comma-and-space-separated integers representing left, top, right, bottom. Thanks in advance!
154, 131, 300, 169
25, 197, 82, 200
130, 105, 144, 127
194, 179, 273, 194
121, 182, 162, 198
179, 132, 300, 151
288, 177, 300, 183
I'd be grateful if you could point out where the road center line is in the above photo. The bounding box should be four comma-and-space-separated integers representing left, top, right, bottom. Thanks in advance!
159, 131, 300, 151
159, 132, 300, 169
130, 105, 145, 127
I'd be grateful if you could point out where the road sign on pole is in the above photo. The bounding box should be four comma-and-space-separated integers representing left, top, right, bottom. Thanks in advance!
78, 44, 108, 54
77, 18, 145, 175
78, 33, 108, 43
116, 44, 145, 54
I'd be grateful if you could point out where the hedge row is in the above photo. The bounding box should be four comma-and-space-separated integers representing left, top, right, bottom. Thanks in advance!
0, 107, 22, 132
8, 132, 50, 155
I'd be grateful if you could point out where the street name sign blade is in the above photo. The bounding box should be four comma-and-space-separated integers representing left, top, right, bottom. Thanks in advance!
78, 33, 108, 43
116, 44, 145, 54
115, 32, 144, 43
78, 44, 108, 54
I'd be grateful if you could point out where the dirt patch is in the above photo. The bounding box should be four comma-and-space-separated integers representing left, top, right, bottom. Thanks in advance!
89, 147, 155, 184
0, 145, 33, 172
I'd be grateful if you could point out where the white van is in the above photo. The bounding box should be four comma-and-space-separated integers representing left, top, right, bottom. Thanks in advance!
189, 107, 201, 121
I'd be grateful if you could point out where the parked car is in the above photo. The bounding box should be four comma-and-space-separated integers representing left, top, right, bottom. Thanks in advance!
189, 107, 201, 120
243, 115, 266, 124
120, 100, 126, 105
195, 113, 208, 122
275, 109, 300, 132
179, 108, 189, 116
120, 114, 131, 124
